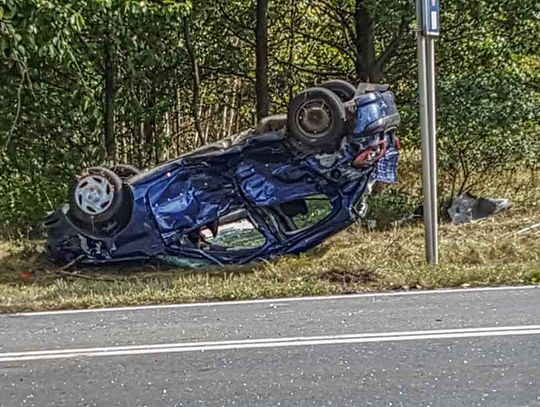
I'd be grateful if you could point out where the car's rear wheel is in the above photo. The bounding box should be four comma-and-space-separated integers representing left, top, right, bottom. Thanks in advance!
319, 79, 357, 102
68, 167, 131, 233
110, 164, 140, 181
287, 87, 348, 154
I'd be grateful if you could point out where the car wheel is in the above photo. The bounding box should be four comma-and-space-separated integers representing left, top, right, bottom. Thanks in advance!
68, 167, 130, 231
319, 80, 357, 102
287, 87, 348, 153
110, 164, 140, 181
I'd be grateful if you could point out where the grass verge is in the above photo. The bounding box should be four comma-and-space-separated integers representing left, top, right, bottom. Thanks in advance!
1, 210, 539, 313
2, 163, 539, 313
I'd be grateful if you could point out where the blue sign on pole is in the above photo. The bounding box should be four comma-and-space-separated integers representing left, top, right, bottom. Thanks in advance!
422, 0, 440, 36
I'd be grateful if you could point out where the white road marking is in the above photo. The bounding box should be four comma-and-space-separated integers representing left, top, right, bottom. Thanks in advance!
2, 325, 539, 363
13, 285, 538, 317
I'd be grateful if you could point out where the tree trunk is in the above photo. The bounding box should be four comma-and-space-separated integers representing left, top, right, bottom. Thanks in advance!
136, 122, 144, 168
228, 78, 240, 137
183, 17, 205, 146
103, 40, 116, 163
255, 0, 269, 120
144, 90, 157, 165
287, 0, 296, 103
354, 0, 380, 82
235, 83, 244, 134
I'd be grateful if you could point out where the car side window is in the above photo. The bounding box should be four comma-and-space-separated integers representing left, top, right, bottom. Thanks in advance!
271, 195, 333, 233
199, 209, 266, 250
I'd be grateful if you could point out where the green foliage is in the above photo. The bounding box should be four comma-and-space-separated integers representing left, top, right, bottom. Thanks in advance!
366, 188, 421, 228
0, 0, 538, 232
391, 0, 540, 195
438, 66, 539, 196
434, 0, 540, 195
0, 0, 191, 231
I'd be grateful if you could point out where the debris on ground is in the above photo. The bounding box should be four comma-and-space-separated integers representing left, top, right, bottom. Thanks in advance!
517, 222, 540, 236
391, 214, 422, 228
448, 192, 511, 225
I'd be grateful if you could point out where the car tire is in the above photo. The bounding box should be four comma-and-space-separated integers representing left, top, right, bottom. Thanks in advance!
319, 80, 357, 102
110, 164, 140, 181
68, 167, 130, 232
287, 87, 348, 154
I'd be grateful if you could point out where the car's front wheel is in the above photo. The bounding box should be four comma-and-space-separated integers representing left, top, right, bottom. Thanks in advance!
287, 87, 348, 154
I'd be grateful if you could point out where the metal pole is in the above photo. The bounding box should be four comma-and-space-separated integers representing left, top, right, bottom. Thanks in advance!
425, 36, 439, 263
416, 0, 438, 264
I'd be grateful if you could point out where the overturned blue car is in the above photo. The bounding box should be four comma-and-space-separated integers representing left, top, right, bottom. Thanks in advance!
46, 81, 400, 266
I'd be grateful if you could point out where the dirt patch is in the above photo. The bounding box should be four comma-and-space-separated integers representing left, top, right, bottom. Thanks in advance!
319, 267, 377, 284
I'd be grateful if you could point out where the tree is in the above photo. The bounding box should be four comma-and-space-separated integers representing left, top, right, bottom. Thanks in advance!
0, 0, 538, 231
255, 0, 269, 119
183, 15, 205, 145
103, 36, 116, 162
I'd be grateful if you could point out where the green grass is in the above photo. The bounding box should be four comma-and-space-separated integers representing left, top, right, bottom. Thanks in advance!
1, 210, 539, 313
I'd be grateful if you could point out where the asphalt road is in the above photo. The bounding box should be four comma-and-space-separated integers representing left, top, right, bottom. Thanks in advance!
1, 286, 540, 406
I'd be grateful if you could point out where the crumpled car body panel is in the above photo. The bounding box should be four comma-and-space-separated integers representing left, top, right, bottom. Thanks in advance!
46, 90, 400, 266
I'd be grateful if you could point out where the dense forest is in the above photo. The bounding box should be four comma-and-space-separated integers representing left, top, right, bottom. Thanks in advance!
0, 0, 538, 232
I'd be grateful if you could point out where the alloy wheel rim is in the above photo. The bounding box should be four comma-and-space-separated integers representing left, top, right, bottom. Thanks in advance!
74, 175, 115, 215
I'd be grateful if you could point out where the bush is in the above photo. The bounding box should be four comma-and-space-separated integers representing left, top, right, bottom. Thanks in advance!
365, 188, 422, 229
